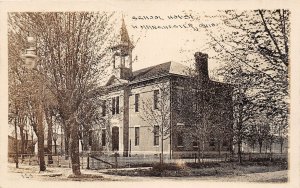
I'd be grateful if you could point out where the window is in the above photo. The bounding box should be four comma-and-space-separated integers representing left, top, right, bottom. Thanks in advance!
154, 90, 159, 109
135, 127, 140, 146
154, 125, 159, 146
101, 130, 106, 146
192, 91, 197, 111
135, 94, 139, 112
177, 89, 183, 108
192, 90, 201, 112
194, 90, 201, 111
88, 130, 93, 146
192, 141, 198, 147
116, 96, 119, 114
177, 134, 183, 146
209, 138, 215, 147
112, 97, 116, 115
223, 140, 228, 147
112, 96, 119, 115
195, 102, 200, 112
102, 100, 106, 117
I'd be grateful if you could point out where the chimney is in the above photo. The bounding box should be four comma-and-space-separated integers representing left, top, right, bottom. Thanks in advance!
194, 52, 209, 81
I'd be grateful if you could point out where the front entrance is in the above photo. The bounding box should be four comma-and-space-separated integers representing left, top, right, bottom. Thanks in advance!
112, 126, 119, 151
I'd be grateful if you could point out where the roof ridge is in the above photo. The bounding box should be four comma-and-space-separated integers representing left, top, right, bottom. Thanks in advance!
130, 61, 189, 83
132, 61, 172, 73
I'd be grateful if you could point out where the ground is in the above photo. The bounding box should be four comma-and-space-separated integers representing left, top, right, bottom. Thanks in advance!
5, 161, 288, 183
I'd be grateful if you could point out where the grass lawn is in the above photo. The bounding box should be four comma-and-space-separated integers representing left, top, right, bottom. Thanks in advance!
104, 160, 288, 178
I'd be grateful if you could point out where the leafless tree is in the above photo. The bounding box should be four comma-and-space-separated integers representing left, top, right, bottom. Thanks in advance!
196, 10, 290, 163
8, 12, 115, 175
140, 81, 171, 164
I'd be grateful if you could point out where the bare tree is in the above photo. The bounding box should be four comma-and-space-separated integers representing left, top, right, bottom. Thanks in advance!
245, 114, 271, 153
8, 29, 47, 170
179, 53, 234, 162
140, 81, 171, 164
189, 97, 213, 163
203, 10, 290, 158
192, 9, 289, 145
77, 94, 106, 152
8, 12, 115, 175
45, 105, 55, 164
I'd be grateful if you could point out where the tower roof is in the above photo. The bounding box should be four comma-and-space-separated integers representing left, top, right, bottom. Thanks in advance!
111, 17, 134, 51
120, 18, 133, 47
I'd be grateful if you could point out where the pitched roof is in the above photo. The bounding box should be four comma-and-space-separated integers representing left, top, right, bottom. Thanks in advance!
110, 18, 134, 51
120, 18, 133, 47
131, 61, 189, 83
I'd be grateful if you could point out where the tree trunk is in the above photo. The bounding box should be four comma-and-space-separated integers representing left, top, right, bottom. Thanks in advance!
280, 139, 284, 153
64, 127, 70, 160
14, 117, 19, 168
197, 140, 201, 163
230, 139, 234, 155
65, 136, 69, 159
201, 138, 205, 163
25, 131, 28, 155
54, 140, 57, 155
19, 123, 25, 162
69, 116, 81, 175
237, 140, 242, 164
218, 140, 221, 157
160, 124, 164, 164
46, 111, 53, 164
237, 87, 243, 164
37, 103, 46, 171
259, 141, 263, 153
31, 131, 34, 154
161, 132, 164, 164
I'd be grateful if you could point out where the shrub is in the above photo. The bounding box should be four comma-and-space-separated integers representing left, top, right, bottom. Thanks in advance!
186, 162, 221, 169
149, 163, 186, 176
125, 163, 153, 168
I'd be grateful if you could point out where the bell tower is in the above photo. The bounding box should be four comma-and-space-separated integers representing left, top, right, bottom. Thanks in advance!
111, 17, 134, 80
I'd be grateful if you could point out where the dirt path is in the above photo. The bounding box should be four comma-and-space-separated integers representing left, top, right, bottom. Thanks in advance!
5, 163, 288, 183
171, 170, 288, 183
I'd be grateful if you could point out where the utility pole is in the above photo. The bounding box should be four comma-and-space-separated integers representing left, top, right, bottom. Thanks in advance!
21, 36, 46, 171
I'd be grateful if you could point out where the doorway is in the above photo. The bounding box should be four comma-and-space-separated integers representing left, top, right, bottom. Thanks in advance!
112, 126, 119, 151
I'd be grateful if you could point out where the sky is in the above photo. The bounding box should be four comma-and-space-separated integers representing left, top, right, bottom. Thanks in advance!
112, 11, 223, 73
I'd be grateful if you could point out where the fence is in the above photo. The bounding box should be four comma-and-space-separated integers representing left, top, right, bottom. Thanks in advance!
8, 151, 287, 170
236, 152, 287, 162
85, 151, 287, 169
8, 153, 79, 168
